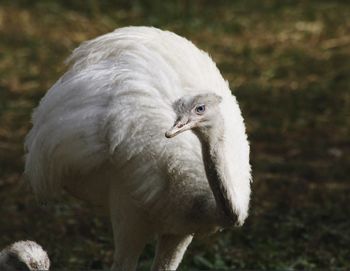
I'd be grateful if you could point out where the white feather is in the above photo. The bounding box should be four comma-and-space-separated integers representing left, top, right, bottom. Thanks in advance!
25, 26, 251, 226
0, 240, 50, 270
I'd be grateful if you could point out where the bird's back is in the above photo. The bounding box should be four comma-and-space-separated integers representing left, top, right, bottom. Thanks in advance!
0, 241, 50, 271
25, 27, 251, 224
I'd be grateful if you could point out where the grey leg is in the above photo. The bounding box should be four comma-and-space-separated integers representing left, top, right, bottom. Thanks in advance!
151, 234, 193, 271
111, 224, 149, 271
110, 197, 152, 271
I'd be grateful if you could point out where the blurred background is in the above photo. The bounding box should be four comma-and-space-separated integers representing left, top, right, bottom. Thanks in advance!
0, 0, 349, 270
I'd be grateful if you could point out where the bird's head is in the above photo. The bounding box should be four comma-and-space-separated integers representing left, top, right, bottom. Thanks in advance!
165, 93, 223, 138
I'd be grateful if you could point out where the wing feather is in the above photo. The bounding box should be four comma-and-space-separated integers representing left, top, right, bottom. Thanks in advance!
25, 26, 251, 222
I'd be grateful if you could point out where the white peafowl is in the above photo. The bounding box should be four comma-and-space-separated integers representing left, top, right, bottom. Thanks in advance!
24, 26, 251, 270
0, 241, 50, 271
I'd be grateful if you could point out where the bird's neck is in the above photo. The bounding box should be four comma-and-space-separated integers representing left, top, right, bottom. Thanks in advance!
195, 120, 237, 226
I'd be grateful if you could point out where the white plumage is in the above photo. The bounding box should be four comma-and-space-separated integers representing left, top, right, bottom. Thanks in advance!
24, 26, 251, 270
0, 241, 50, 270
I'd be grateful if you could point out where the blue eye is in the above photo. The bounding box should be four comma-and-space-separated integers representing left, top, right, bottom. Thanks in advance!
195, 104, 206, 114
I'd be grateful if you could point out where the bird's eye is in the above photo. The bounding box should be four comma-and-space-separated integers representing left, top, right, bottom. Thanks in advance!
195, 104, 206, 114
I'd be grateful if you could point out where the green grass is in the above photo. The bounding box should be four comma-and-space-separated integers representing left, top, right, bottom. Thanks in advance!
0, 0, 349, 270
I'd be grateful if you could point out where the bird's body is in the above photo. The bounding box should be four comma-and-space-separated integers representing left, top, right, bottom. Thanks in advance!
0, 241, 50, 271
24, 27, 251, 270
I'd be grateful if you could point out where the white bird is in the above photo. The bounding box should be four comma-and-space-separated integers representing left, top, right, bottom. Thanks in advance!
24, 26, 251, 270
0, 241, 50, 271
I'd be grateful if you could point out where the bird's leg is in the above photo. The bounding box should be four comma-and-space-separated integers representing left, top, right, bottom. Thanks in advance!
110, 214, 151, 271
110, 196, 152, 271
151, 234, 193, 271
111, 231, 147, 271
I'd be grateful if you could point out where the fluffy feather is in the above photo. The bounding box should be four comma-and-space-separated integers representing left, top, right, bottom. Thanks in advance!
24, 26, 251, 226
0, 241, 50, 270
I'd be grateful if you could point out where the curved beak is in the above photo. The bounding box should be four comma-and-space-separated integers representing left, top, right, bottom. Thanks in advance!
165, 117, 193, 138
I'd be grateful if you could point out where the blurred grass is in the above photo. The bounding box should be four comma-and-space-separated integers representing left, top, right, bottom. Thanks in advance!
0, 0, 349, 270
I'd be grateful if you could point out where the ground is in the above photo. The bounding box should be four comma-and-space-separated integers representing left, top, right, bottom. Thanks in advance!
0, 0, 349, 270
